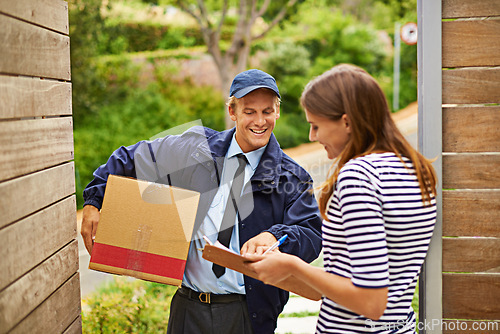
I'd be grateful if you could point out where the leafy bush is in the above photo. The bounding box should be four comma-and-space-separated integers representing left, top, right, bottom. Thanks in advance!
82, 277, 177, 333
69, 0, 108, 125
273, 113, 310, 149
394, 10, 419, 111
98, 22, 203, 54
300, 9, 388, 77
262, 40, 311, 80
260, 40, 312, 148
257, 6, 393, 147
265, 3, 419, 113
72, 0, 417, 208
74, 58, 225, 208
96, 20, 234, 55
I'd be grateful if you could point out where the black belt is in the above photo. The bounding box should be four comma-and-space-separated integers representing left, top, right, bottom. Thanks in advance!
178, 286, 245, 304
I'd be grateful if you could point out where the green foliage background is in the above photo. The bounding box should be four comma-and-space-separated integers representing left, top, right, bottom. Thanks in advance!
72, 0, 419, 329
82, 277, 177, 333
73, 56, 225, 205
70, 0, 418, 209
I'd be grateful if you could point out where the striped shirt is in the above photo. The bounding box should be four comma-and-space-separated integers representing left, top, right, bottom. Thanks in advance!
317, 153, 436, 333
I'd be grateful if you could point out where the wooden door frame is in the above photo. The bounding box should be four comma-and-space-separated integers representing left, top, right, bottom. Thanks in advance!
417, 1, 443, 333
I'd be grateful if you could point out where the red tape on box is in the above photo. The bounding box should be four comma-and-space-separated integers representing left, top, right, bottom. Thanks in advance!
91, 242, 186, 280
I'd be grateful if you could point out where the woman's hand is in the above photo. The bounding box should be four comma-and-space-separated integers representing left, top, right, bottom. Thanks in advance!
244, 252, 299, 286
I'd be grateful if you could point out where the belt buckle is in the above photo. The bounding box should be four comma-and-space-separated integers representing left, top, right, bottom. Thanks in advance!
199, 292, 211, 304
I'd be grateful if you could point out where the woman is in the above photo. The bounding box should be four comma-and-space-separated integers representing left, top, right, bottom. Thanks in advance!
245, 64, 437, 333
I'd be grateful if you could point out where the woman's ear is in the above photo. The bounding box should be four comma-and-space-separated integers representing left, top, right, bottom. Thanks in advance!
342, 114, 351, 134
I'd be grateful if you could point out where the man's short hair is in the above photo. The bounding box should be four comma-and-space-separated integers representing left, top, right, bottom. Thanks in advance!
226, 92, 281, 111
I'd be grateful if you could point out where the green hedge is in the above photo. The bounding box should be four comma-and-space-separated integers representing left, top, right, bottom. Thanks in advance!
97, 21, 235, 55
74, 57, 225, 208
82, 277, 177, 333
72, 2, 418, 209
99, 23, 198, 54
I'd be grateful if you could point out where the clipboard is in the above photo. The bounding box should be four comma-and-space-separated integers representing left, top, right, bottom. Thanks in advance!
201, 242, 322, 301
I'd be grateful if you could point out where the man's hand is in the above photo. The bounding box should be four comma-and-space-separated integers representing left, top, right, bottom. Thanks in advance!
240, 232, 277, 255
81, 205, 100, 254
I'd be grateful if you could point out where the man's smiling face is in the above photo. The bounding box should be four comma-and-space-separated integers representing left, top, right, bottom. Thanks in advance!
229, 88, 280, 153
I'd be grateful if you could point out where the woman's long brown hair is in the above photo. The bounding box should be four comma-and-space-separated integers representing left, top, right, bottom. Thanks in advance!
301, 64, 437, 219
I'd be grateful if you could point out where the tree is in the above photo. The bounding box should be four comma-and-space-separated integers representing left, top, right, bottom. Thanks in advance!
173, 0, 300, 128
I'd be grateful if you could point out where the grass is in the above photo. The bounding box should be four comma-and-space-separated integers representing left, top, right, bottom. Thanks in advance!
279, 310, 320, 318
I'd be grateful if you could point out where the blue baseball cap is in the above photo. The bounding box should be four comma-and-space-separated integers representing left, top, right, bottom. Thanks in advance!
229, 69, 281, 99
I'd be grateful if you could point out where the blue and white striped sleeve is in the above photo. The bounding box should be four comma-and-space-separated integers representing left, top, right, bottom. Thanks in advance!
337, 162, 389, 288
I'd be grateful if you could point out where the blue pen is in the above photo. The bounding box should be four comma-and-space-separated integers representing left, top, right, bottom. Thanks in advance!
263, 235, 288, 254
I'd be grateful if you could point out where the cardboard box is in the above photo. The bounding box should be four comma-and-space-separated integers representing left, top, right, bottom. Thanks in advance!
89, 175, 200, 286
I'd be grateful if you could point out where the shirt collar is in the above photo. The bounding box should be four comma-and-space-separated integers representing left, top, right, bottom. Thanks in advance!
226, 134, 266, 171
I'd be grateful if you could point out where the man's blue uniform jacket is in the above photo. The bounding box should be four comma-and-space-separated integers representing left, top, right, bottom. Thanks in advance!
83, 126, 323, 333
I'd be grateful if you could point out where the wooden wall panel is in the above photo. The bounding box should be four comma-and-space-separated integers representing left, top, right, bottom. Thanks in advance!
441, 0, 500, 326
0, 76, 72, 119
443, 190, 500, 237
63, 316, 83, 334
443, 106, 500, 153
8, 274, 81, 334
0, 118, 74, 182
443, 154, 500, 189
0, 1, 80, 331
442, 238, 500, 273
443, 320, 500, 334
442, 0, 500, 19
0, 14, 70, 80
443, 20, 500, 68
0, 162, 75, 229
0, 241, 79, 333
0, 0, 69, 34
443, 273, 500, 320
0, 196, 76, 291
442, 67, 500, 104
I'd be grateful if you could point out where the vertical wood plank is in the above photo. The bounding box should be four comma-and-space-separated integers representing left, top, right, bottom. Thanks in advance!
418, 1, 443, 331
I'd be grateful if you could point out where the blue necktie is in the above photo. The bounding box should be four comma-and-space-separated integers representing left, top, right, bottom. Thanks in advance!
212, 154, 247, 278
